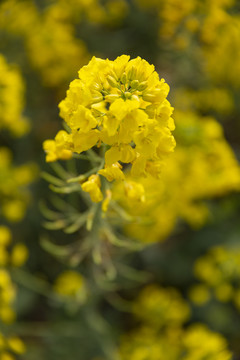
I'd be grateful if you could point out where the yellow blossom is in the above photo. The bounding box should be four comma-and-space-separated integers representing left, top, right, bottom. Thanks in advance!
7, 337, 26, 354
124, 181, 145, 202
54, 270, 86, 302
81, 174, 103, 202
1, 352, 15, 360
0, 147, 37, 222
0, 54, 29, 136
44, 55, 175, 187
43, 130, 73, 162
214, 283, 233, 302
193, 245, 240, 309
133, 285, 190, 328
0, 333, 25, 360
0, 307, 15, 324
0, 269, 16, 324
188, 284, 211, 305
2, 201, 26, 223
99, 163, 125, 182
10, 243, 28, 267
118, 322, 232, 360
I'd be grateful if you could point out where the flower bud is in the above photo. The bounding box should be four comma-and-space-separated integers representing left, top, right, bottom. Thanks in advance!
138, 81, 148, 91
120, 72, 127, 84
107, 75, 119, 88
131, 80, 139, 89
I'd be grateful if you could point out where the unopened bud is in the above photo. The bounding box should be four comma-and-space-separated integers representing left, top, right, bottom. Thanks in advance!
127, 66, 137, 80
131, 80, 139, 89
138, 81, 148, 91
107, 75, 119, 88
92, 96, 103, 103
105, 94, 119, 101
124, 91, 132, 99
142, 93, 155, 102
120, 72, 127, 84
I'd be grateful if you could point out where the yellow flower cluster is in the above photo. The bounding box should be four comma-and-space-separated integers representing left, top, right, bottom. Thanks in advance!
136, 0, 240, 90
0, 268, 16, 324
182, 324, 232, 360
43, 55, 175, 203
0, 0, 88, 88
136, 0, 234, 49
0, 147, 37, 222
0, 0, 38, 35
188, 284, 211, 306
204, 16, 240, 88
119, 325, 232, 360
0, 54, 29, 136
193, 245, 240, 306
132, 285, 190, 328
136, 0, 196, 43
0, 0, 128, 88
119, 284, 232, 360
113, 111, 240, 243
54, 270, 86, 303
0, 333, 26, 360
0, 226, 28, 325
0, 31, 34, 357
0, 226, 28, 268
50, 0, 128, 27
25, 5, 88, 88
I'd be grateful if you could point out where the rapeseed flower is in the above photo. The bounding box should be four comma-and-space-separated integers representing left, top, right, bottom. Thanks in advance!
54, 270, 86, 304
193, 245, 240, 309
43, 55, 175, 203
0, 147, 37, 222
0, 333, 25, 360
81, 174, 103, 202
133, 285, 190, 328
0, 269, 16, 324
119, 323, 232, 360
0, 54, 29, 136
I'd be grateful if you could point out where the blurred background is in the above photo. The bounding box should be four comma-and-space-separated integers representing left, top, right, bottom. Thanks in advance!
1, 0, 240, 359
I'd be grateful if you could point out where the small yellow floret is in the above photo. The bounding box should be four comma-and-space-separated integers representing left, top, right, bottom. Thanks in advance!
43, 130, 73, 162
0, 306, 16, 324
81, 174, 103, 202
11, 243, 28, 267
2, 200, 26, 222
0, 227, 11, 246
54, 271, 86, 301
188, 284, 211, 305
214, 283, 233, 302
7, 336, 26, 354
1, 352, 15, 360
124, 181, 145, 202
99, 162, 125, 182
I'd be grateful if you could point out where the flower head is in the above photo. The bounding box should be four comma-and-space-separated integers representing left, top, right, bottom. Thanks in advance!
43, 55, 175, 202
